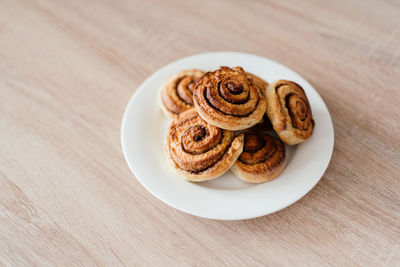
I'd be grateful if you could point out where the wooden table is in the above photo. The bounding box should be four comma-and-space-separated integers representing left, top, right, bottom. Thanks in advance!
1, 0, 399, 265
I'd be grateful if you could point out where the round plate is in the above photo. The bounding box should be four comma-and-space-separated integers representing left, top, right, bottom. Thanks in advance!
121, 51, 334, 220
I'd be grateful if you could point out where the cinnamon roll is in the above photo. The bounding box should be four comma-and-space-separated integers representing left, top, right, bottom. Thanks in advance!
231, 133, 286, 183
266, 80, 314, 145
246, 72, 269, 95
165, 109, 244, 182
193, 66, 267, 130
160, 69, 205, 119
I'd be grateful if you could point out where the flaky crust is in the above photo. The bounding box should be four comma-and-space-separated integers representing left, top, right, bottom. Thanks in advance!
193, 66, 267, 130
160, 69, 205, 119
246, 72, 269, 95
164, 109, 244, 182
231, 133, 286, 183
266, 80, 314, 145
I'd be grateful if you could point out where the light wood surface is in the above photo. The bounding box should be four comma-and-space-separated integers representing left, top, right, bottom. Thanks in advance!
1, 0, 399, 266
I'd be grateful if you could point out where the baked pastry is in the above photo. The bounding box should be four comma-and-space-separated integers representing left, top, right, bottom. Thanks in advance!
193, 66, 267, 131
246, 72, 269, 95
266, 80, 314, 145
165, 108, 244, 182
160, 69, 205, 118
242, 74, 271, 134
231, 133, 286, 183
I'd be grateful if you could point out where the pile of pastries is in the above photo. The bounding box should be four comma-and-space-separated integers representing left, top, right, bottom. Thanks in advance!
160, 66, 314, 184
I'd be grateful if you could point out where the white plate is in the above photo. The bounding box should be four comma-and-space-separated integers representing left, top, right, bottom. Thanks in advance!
121, 51, 334, 220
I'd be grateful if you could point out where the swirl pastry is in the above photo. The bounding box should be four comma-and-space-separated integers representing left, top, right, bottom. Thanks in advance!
165, 109, 244, 182
161, 69, 205, 118
231, 133, 286, 183
246, 72, 269, 95
193, 66, 267, 131
266, 80, 314, 145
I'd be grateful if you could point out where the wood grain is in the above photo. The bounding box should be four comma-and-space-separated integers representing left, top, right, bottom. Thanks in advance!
1, 0, 399, 265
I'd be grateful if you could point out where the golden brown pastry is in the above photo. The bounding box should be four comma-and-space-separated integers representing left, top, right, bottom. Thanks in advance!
165, 109, 244, 182
160, 69, 205, 119
266, 80, 314, 145
231, 133, 286, 183
246, 72, 269, 95
193, 66, 267, 131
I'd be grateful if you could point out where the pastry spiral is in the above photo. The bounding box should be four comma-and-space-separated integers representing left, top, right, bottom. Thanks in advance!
266, 80, 314, 145
165, 109, 244, 182
193, 66, 267, 130
246, 72, 269, 95
161, 69, 205, 119
231, 133, 286, 183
